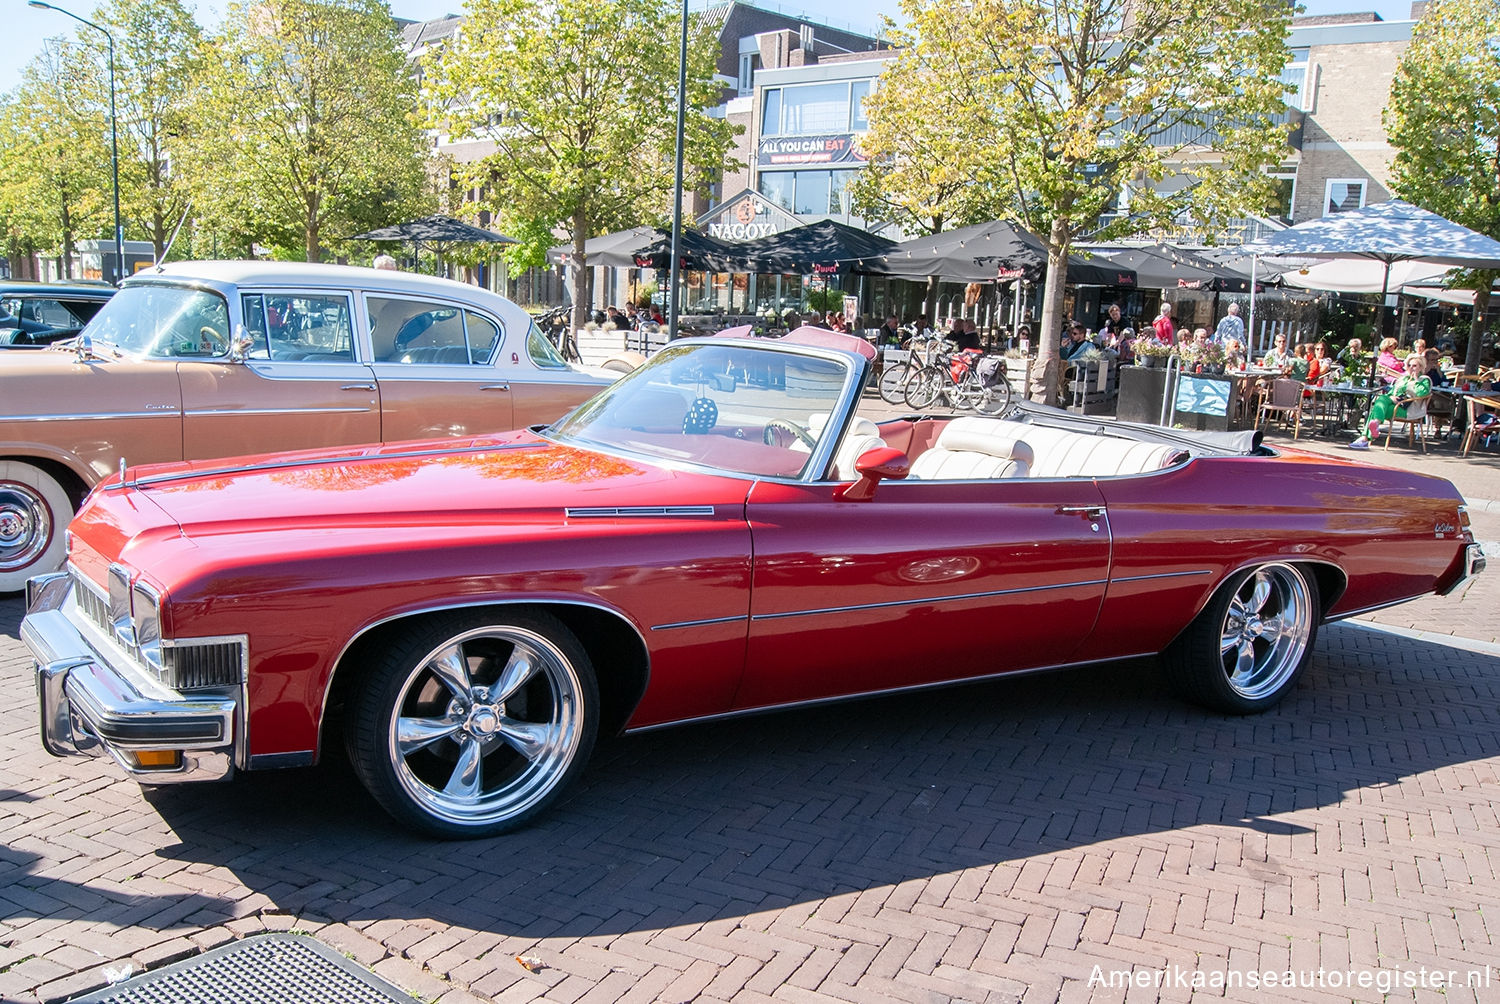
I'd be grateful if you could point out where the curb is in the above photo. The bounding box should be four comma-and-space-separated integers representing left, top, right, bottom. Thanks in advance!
1466, 496, 1500, 513
1340, 618, 1500, 658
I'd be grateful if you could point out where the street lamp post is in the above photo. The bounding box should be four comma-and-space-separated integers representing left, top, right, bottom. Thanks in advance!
30, 1, 123, 285
666, 0, 689, 341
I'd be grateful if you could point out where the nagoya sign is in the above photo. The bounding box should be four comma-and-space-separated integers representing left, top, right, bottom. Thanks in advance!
757, 134, 867, 167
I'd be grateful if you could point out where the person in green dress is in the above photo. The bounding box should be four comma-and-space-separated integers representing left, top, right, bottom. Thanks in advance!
1349, 353, 1431, 449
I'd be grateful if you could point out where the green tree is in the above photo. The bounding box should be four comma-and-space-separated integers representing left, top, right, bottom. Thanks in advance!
0, 44, 112, 278
185, 0, 428, 262
1385, 0, 1500, 376
79, 0, 206, 262
865, 0, 1294, 404
428, 0, 740, 329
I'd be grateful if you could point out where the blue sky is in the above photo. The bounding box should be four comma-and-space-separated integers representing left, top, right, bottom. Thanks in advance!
6, 0, 1418, 96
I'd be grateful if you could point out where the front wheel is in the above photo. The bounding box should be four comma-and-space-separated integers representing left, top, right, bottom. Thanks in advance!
904, 367, 945, 410
1163, 563, 1319, 714
0, 462, 73, 593
347, 610, 598, 838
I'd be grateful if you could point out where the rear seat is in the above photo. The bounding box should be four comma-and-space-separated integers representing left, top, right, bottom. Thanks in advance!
911, 416, 1186, 480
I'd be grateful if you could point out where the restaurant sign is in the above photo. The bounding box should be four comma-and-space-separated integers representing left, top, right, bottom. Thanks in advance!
697, 189, 801, 242
756, 134, 867, 167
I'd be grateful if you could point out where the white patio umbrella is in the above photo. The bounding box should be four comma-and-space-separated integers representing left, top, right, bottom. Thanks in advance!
1243, 200, 1500, 376
1278, 258, 1453, 294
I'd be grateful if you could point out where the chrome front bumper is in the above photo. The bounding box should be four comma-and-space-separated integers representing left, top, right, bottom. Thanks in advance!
23, 572, 237, 784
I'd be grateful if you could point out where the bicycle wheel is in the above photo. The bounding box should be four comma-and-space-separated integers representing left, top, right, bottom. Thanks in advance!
878, 363, 913, 404
973, 377, 1012, 415
904, 367, 945, 410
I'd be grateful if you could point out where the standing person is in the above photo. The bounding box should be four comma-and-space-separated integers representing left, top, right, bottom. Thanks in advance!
1100, 303, 1124, 340
372, 254, 398, 271
1214, 302, 1245, 347
1152, 302, 1175, 345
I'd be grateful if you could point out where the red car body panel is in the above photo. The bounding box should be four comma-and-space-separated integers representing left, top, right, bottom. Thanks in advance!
48, 324, 1478, 778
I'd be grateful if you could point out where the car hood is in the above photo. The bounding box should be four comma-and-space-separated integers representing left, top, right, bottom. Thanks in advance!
114, 430, 745, 537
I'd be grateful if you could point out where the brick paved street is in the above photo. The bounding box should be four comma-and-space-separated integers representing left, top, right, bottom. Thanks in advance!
4, 576, 1500, 1002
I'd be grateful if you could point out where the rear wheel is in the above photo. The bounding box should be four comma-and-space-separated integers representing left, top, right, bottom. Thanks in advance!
1164, 563, 1319, 714
347, 609, 598, 838
0, 462, 72, 593
974, 378, 1012, 416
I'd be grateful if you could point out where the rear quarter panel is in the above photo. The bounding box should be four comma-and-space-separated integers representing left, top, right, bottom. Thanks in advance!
1072, 449, 1470, 663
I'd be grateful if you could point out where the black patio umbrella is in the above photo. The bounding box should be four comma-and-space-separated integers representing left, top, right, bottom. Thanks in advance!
349, 214, 516, 272
858, 219, 1134, 286
733, 219, 899, 274
1100, 246, 1225, 290
547, 226, 747, 271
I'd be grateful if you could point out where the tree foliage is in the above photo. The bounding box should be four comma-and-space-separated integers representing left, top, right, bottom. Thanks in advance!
81, 0, 206, 261
0, 43, 112, 278
185, 0, 429, 262
1385, 0, 1500, 374
428, 0, 740, 328
862, 0, 1293, 403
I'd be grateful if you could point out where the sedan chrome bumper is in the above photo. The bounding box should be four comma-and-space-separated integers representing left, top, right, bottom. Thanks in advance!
23, 572, 236, 784
1437, 542, 1486, 597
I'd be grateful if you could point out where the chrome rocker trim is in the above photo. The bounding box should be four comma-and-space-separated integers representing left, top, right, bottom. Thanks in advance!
24, 575, 236, 784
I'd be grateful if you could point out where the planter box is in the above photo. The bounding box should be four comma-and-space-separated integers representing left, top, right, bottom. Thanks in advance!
1118, 366, 1251, 431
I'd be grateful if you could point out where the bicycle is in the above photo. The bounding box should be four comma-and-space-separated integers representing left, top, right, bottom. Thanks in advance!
878, 329, 949, 404
903, 348, 1012, 415
532, 305, 582, 363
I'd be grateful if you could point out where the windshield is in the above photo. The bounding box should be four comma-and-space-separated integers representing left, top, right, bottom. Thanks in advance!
81, 284, 231, 358
548, 340, 855, 478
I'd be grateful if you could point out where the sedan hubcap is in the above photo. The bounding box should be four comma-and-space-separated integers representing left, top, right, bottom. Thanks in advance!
0, 484, 50, 572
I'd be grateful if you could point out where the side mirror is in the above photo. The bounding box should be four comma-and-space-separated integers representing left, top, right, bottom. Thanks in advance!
228, 324, 253, 364
834, 446, 910, 502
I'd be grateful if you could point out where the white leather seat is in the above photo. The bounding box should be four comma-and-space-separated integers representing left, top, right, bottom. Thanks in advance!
907, 420, 1033, 480
908, 416, 1184, 480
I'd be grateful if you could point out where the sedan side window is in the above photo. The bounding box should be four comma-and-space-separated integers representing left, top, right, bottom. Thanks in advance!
242, 293, 354, 361
370, 295, 494, 365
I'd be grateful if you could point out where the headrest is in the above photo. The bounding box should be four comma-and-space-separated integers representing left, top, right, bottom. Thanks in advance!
934, 422, 1035, 466
808, 412, 880, 439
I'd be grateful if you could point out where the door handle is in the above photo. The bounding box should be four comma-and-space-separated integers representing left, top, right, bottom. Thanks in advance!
340, 384, 376, 392
481, 384, 511, 392
1057, 505, 1106, 518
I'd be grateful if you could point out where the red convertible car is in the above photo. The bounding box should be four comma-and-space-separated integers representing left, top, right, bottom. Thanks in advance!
23, 330, 1484, 837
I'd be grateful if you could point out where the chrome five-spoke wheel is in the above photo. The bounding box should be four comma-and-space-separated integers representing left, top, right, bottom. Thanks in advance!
1165, 562, 1320, 714
349, 611, 598, 837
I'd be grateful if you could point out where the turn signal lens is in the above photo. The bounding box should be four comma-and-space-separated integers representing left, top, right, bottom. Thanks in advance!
130, 750, 180, 769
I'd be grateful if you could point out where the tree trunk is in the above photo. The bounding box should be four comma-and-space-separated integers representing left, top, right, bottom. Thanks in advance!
924, 275, 940, 323
1028, 217, 1071, 407
1466, 277, 1494, 376
570, 208, 590, 333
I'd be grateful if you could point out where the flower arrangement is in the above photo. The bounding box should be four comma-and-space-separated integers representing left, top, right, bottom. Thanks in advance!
1132, 337, 1173, 362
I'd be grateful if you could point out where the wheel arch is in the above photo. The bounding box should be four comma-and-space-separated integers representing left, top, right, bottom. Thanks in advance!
322, 599, 650, 752
0, 452, 92, 510
1166, 557, 1348, 651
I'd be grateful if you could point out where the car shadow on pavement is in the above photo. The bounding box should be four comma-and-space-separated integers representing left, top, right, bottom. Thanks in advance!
125, 622, 1499, 941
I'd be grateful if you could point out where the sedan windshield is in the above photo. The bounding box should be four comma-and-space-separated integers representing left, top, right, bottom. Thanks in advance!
548, 341, 854, 478
81, 284, 231, 358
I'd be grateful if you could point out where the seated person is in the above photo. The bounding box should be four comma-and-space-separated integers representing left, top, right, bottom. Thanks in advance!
1349, 352, 1431, 449
950, 319, 982, 353
1374, 337, 1402, 385
1060, 323, 1092, 360
1261, 333, 1291, 370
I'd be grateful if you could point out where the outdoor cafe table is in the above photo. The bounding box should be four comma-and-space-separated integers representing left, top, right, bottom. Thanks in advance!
1308, 382, 1375, 435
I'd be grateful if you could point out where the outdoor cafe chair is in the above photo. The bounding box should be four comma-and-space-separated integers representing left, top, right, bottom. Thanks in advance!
1383, 394, 1430, 453
1257, 378, 1305, 440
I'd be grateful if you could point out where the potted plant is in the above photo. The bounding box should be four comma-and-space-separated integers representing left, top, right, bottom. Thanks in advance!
1133, 338, 1173, 368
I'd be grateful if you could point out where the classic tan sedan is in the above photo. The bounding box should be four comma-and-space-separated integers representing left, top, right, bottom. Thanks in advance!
0, 260, 617, 590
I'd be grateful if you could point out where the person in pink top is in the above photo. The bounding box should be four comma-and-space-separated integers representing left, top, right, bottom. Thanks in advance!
1152, 302, 1175, 345
1375, 337, 1402, 385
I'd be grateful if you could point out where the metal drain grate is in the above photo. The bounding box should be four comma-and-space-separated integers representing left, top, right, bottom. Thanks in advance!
67, 934, 417, 1004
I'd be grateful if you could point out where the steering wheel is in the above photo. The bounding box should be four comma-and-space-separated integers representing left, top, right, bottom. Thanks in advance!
197, 325, 229, 354
763, 418, 816, 449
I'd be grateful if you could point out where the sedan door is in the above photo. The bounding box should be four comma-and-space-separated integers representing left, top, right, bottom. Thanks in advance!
365, 294, 515, 439
735, 475, 1112, 710
180, 291, 380, 461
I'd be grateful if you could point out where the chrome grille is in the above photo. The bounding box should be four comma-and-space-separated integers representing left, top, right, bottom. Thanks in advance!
72, 570, 109, 633
163, 641, 245, 690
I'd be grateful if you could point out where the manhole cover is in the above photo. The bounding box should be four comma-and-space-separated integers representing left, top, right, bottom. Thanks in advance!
67, 933, 416, 1004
